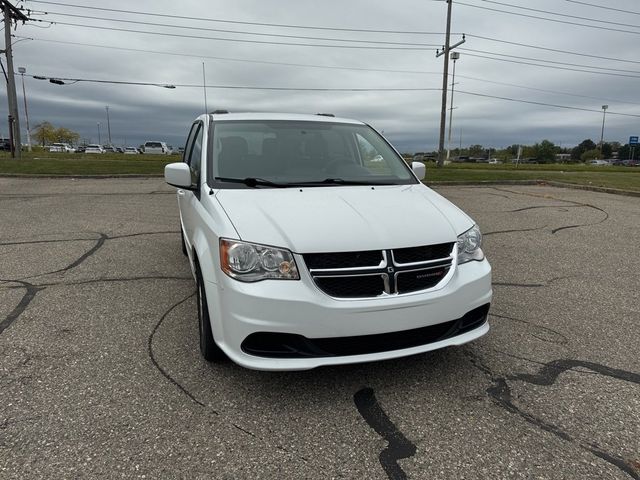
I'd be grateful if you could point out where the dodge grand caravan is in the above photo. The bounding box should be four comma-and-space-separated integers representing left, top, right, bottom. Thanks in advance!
165, 112, 491, 371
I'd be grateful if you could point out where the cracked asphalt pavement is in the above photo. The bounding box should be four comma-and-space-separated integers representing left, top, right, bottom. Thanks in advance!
0, 177, 638, 479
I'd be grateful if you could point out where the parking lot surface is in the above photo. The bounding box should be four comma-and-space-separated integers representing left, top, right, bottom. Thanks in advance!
1, 177, 638, 479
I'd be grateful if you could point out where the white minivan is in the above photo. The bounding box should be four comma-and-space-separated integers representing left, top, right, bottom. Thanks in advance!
165, 112, 491, 371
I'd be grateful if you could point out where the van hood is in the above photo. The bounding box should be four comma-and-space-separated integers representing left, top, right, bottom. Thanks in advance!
214, 184, 474, 253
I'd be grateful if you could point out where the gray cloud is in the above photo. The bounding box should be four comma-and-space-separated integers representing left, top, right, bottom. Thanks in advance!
3, 0, 639, 151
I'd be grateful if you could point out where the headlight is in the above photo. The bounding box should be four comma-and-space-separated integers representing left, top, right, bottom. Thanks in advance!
457, 225, 484, 264
220, 239, 299, 282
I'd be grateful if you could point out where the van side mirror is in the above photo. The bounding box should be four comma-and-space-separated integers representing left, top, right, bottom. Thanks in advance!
411, 162, 426, 180
165, 162, 195, 189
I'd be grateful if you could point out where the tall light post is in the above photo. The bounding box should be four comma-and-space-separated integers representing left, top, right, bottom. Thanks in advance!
599, 105, 608, 156
446, 52, 460, 162
18, 66, 32, 152
97, 122, 101, 145
105, 105, 111, 145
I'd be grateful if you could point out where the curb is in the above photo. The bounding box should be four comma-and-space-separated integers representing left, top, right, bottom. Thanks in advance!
427, 179, 640, 198
0, 173, 164, 179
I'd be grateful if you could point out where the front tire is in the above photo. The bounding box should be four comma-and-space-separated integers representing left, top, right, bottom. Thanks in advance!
195, 262, 226, 362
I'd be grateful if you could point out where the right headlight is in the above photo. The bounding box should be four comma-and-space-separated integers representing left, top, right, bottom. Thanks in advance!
219, 239, 299, 282
457, 224, 484, 264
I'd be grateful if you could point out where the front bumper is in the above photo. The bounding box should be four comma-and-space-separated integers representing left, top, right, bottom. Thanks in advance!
205, 258, 492, 370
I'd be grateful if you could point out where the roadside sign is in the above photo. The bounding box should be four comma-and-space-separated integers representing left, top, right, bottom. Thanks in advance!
630, 136, 639, 145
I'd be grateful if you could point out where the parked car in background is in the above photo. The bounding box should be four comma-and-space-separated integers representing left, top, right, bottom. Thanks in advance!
488, 158, 502, 164
143, 141, 171, 154
164, 111, 491, 370
0, 138, 11, 151
588, 159, 610, 166
85, 144, 105, 154
116, 147, 125, 153
124, 147, 140, 154
49, 143, 75, 153
102, 145, 117, 153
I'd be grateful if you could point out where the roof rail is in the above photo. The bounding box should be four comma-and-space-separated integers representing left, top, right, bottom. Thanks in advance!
211, 109, 229, 114
316, 113, 335, 117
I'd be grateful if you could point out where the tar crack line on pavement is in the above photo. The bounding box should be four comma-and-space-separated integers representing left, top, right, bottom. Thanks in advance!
0, 280, 45, 336
491, 187, 610, 234
11, 230, 180, 280
354, 387, 417, 480
489, 311, 568, 345
465, 350, 640, 479
147, 291, 211, 409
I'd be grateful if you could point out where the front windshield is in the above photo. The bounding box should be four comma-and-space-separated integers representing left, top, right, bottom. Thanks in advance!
210, 120, 416, 186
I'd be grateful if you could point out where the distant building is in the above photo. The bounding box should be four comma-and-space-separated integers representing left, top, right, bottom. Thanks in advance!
555, 153, 571, 161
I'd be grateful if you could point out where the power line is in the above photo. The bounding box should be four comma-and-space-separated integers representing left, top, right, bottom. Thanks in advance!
33, 9, 443, 47
456, 74, 640, 106
19, 35, 640, 107
460, 48, 640, 75
17, 36, 441, 75
457, 1, 640, 35
28, 74, 444, 91
24, 0, 451, 35
466, 34, 640, 66
27, 72, 640, 117
462, 52, 640, 79
480, 0, 640, 30
564, 0, 640, 16
456, 90, 640, 118
28, 20, 440, 49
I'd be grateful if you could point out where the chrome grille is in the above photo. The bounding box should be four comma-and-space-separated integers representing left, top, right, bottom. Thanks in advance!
303, 243, 455, 298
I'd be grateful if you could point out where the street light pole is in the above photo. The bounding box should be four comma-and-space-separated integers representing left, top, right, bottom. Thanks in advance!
97, 122, 101, 145
446, 52, 460, 162
599, 104, 608, 155
18, 66, 32, 152
105, 105, 111, 146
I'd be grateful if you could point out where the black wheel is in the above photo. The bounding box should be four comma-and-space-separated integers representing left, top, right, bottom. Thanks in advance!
195, 262, 226, 362
180, 228, 187, 256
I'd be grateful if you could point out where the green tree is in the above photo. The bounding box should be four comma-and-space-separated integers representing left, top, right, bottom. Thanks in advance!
601, 142, 613, 159
581, 149, 600, 161
572, 139, 596, 161
468, 144, 484, 157
533, 139, 557, 163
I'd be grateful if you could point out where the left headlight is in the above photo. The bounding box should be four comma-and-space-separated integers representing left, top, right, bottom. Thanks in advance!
219, 239, 299, 282
457, 224, 484, 264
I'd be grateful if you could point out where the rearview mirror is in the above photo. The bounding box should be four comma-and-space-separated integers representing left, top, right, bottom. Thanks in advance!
165, 162, 194, 189
411, 161, 426, 180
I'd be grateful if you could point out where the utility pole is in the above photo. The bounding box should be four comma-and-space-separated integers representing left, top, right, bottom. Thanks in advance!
599, 104, 608, 155
446, 52, 460, 162
2, 1, 28, 159
105, 105, 111, 145
436, 1, 465, 167
18, 66, 31, 151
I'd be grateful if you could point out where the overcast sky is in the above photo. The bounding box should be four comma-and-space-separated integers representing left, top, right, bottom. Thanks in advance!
3, 0, 639, 152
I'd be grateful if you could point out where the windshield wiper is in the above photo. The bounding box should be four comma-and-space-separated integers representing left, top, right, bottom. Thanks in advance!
214, 177, 288, 188
293, 178, 396, 186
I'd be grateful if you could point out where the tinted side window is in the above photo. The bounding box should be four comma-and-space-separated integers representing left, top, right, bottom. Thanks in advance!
187, 124, 203, 185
